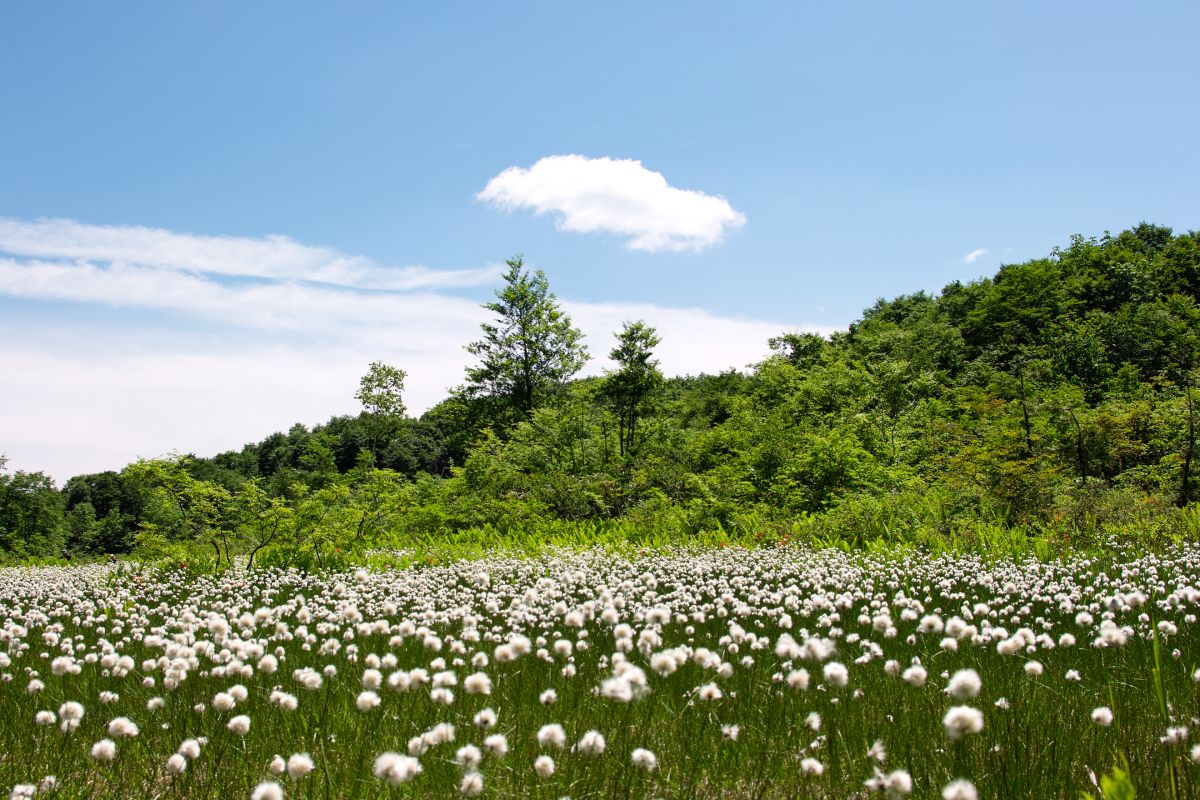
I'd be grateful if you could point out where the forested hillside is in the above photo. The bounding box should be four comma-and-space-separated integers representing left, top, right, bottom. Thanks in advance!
4, 223, 1200, 565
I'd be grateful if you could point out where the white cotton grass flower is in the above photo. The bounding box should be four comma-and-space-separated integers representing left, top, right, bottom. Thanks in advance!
107, 717, 140, 737
213, 692, 236, 712
374, 752, 423, 785
166, 753, 187, 775
651, 650, 680, 676
227, 715, 251, 736
35, 710, 56, 727
460, 771, 484, 797
270, 690, 299, 711
464, 672, 492, 695
722, 724, 740, 741
944, 669, 982, 700
269, 755, 286, 775
179, 739, 202, 760
800, 757, 825, 776
9, 786, 35, 800
537, 724, 567, 749
58, 700, 84, 732
483, 733, 509, 757
533, 755, 555, 777
1024, 660, 1044, 677
1091, 707, 1114, 726
91, 739, 117, 762
575, 730, 606, 756
455, 745, 483, 770
942, 778, 978, 800
287, 752, 315, 780
1160, 726, 1189, 745
943, 706, 984, 740
356, 691, 381, 712
427, 722, 456, 745
539, 688, 558, 705
823, 661, 849, 688
631, 748, 658, 771
865, 768, 913, 795
474, 708, 498, 728
902, 665, 927, 687
787, 668, 810, 691
250, 781, 283, 800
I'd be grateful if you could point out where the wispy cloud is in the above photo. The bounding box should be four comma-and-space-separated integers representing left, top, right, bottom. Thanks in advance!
0, 218, 503, 291
0, 218, 823, 482
961, 247, 988, 264
477, 155, 746, 252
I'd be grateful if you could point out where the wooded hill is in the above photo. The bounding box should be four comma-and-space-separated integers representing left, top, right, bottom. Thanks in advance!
3, 223, 1200, 564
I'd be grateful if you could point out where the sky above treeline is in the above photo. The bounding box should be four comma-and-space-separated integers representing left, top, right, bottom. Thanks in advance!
2, 2, 1198, 482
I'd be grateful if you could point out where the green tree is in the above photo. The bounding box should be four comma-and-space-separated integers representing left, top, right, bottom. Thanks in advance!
126, 457, 235, 568
602, 321, 664, 457
0, 467, 67, 557
355, 361, 408, 462
356, 361, 408, 419
462, 256, 588, 429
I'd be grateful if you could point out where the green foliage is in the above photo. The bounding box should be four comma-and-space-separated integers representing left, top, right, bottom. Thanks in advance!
1082, 757, 1137, 800
0, 467, 66, 557
8, 223, 1200, 566
461, 255, 589, 430
355, 360, 407, 419
602, 320, 664, 457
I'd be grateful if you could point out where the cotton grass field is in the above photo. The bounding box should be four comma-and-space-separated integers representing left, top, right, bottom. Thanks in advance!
1, 544, 1198, 799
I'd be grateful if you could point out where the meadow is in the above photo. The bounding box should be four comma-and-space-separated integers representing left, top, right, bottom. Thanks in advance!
0, 543, 1198, 799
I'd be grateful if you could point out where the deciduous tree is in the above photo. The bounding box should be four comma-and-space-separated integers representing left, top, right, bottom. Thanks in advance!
462, 256, 588, 429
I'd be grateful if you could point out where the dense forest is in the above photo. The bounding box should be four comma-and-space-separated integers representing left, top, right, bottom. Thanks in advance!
3, 223, 1200, 566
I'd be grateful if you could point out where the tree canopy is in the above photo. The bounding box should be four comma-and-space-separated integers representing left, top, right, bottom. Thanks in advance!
461, 256, 588, 430
5, 224, 1200, 564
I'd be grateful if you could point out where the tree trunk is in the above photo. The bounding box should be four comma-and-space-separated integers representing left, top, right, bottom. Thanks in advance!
1181, 382, 1195, 506
1068, 408, 1087, 484
1017, 368, 1033, 457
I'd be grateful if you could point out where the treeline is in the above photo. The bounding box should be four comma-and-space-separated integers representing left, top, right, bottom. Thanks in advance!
3, 224, 1200, 565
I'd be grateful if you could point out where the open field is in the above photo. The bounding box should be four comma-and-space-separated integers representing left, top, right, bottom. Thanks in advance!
1, 544, 1198, 799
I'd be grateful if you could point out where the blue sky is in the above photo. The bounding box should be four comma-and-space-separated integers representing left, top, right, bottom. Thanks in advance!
2, 1, 1198, 481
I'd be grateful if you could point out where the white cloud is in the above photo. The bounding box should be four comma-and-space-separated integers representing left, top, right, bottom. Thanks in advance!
477, 155, 746, 252
961, 247, 988, 264
0, 217, 503, 290
0, 218, 824, 483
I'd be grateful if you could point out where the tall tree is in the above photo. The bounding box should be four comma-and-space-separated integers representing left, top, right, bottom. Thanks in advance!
356, 361, 408, 419
603, 321, 663, 457
462, 256, 588, 428
355, 361, 408, 462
